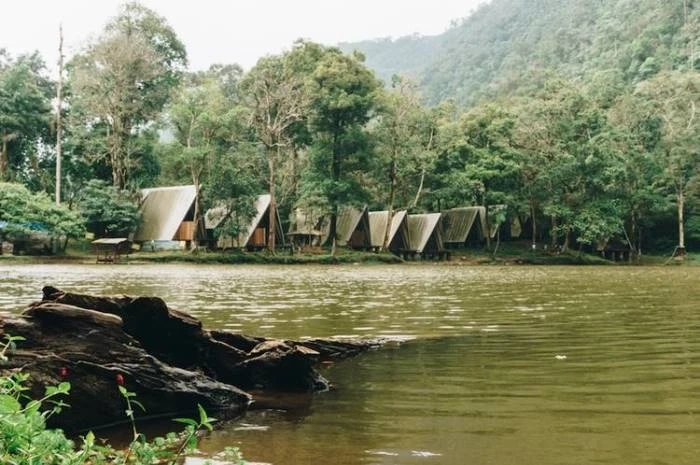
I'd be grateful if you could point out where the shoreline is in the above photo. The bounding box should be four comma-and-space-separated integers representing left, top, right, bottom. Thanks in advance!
1, 248, 695, 266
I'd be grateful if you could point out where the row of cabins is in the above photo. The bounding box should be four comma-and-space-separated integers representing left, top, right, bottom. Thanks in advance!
128, 185, 502, 259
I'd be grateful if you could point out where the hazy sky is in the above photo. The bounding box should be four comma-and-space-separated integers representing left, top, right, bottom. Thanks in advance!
3, 0, 486, 72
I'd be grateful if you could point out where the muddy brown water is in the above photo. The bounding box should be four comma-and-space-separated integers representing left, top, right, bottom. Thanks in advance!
1, 263, 699, 465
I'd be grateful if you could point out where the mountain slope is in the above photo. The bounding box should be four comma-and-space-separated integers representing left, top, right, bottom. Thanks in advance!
340, 0, 699, 106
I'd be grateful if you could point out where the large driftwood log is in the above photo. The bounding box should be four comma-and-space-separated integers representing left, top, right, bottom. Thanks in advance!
0, 286, 390, 431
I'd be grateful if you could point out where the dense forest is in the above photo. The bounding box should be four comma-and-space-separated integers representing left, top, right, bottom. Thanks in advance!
0, 0, 698, 256
341, 0, 699, 106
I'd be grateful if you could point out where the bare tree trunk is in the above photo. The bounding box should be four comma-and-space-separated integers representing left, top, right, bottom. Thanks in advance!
677, 189, 686, 255
55, 24, 64, 205
0, 137, 8, 180
383, 153, 397, 251
530, 197, 536, 250
492, 226, 501, 257
329, 209, 338, 256
411, 167, 426, 209
484, 205, 492, 251
268, 149, 277, 254
637, 225, 643, 259
190, 179, 201, 251
329, 133, 340, 255
630, 209, 640, 260
550, 215, 558, 249
563, 227, 571, 252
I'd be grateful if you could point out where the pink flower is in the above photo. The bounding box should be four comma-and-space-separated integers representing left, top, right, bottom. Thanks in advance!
59, 367, 69, 378
115, 373, 124, 386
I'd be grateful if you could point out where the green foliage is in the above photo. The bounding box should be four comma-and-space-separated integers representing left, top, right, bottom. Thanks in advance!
0, 51, 53, 182
370, 77, 427, 214
0, 182, 85, 248
2, 0, 697, 254
203, 149, 260, 244
67, 2, 187, 188
300, 49, 381, 245
160, 68, 259, 249
344, 0, 698, 107
240, 51, 312, 250
436, 104, 521, 208
77, 180, 140, 238
0, 335, 245, 465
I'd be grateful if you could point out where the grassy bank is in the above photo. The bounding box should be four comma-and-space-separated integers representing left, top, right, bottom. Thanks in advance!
129, 249, 403, 265
1, 239, 697, 266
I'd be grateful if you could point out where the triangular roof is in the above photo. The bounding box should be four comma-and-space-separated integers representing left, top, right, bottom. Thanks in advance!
320, 206, 370, 246
406, 213, 443, 253
443, 206, 486, 244
133, 185, 196, 241
240, 194, 272, 247
204, 205, 227, 230
205, 194, 284, 248
369, 210, 408, 248
287, 208, 324, 237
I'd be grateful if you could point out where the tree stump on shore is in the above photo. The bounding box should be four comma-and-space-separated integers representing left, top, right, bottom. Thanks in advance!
0, 286, 394, 431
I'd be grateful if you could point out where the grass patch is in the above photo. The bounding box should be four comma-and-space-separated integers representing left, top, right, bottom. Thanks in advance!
128, 249, 403, 265
448, 242, 615, 265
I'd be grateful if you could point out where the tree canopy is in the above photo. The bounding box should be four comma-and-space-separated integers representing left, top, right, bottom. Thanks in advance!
2, 0, 698, 256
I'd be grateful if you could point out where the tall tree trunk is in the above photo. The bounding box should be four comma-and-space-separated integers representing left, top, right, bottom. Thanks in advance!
637, 224, 643, 259
550, 215, 558, 249
492, 226, 501, 257
268, 148, 277, 254
383, 152, 397, 251
411, 167, 426, 209
677, 189, 686, 255
484, 205, 492, 251
0, 136, 8, 180
329, 133, 340, 254
563, 227, 571, 252
110, 119, 130, 189
530, 197, 537, 250
191, 177, 201, 251
55, 24, 64, 205
630, 210, 640, 260
412, 126, 434, 209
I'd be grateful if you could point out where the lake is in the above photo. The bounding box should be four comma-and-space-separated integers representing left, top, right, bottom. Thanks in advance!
1, 263, 699, 465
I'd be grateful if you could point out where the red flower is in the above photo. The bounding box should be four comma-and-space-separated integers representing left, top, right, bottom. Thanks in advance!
59, 367, 69, 378
115, 373, 124, 386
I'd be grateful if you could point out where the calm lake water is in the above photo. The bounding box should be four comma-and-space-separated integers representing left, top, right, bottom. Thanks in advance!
1, 263, 699, 465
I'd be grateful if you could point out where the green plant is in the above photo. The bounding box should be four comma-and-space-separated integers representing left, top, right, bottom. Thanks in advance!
172, 404, 216, 458
0, 335, 246, 464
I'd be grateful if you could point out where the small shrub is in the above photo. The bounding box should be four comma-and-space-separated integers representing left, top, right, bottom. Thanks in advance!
0, 335, 246, 464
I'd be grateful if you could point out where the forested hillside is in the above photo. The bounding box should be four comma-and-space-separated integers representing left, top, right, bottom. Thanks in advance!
1, 2, 698, 259
341, 0, 699, 106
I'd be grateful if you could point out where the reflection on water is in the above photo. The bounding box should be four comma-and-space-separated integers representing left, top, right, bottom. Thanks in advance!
2, 264, 700, 464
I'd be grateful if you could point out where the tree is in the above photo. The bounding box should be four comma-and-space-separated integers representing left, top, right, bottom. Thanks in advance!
0, 182, 84, 253
0, 52, 53, 181
165, 74, 242, 246
635, 71, 700, 255
435, 103, 521, 249
241, 54, 309, 253
512, 97, 553, 248
161, 66, 261, 248
408, 100, 457, 211
77, 179, 140, 238
372, 75, 425, 249
300, 49, 380, 251
203, 149, 260, 246
68, 2, 187, 189
605, 91, 667, 256
513, 80, 622, 252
